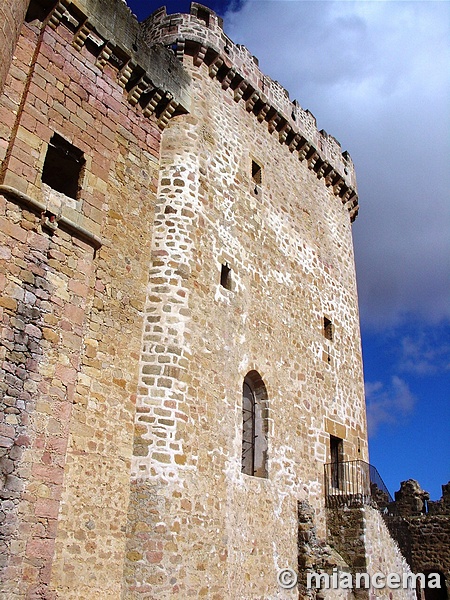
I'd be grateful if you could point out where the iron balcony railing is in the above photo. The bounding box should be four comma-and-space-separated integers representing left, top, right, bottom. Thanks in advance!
324, 459, 393, 509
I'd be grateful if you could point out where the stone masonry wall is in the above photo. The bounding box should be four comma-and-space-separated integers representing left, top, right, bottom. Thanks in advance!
384, 481, 450, 599
123, 32, 368, 598
0, 189, 96, 600
327, 506, 416, 600
0, 0, 189, 596
364, 506, 416, 600
327, 507, 367, 575
0, 0, 29, 94
0, 2, 408, 599
142, 2, 358, 201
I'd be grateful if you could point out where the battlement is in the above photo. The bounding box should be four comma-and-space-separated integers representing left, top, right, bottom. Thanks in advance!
387, 479, 450, 517
1, 1, 369, 596
142, 2, 358, 219
18, 0, 358, 219
37, 0, 191, 127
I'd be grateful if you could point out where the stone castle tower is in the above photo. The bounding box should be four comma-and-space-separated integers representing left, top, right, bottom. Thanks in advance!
0, 1, 442, 598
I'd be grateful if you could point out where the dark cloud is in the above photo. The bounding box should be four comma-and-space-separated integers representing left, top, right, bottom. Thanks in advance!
225, 0, 450, 329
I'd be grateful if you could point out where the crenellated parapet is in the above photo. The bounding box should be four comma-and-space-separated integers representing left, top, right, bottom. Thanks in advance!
142, 2, 359, 220
383, 480, 450, 594
387, 479, 450, 517
25, 0, 358, 218
39, 0, 191, 128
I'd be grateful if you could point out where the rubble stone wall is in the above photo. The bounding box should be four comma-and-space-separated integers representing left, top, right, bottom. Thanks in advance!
364, 506, 416, 600
327, 506, 416, 600
2, 1, 430, 599
122, 35, 367, 598
385, 481, 450, 600
327, 507, 367, 573
0, 0, 185, 596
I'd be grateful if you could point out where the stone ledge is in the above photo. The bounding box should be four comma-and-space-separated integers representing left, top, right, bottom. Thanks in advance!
0, 185, 102, 250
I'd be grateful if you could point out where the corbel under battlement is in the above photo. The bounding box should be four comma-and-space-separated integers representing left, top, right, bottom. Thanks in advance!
30, 0, 358, 219
142, 2, 359, 220
37, 0, 192, 129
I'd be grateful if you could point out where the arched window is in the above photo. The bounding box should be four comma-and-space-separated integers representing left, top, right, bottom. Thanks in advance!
241, 371, 268, 478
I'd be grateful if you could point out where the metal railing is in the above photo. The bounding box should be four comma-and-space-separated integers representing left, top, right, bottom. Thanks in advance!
324, 460, 393, 509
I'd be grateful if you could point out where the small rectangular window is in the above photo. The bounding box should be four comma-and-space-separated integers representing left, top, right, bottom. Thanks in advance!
42, 134, 84, 199
324, 317, 333, 341
252, 160, 262, 185
220, 263, 232, 290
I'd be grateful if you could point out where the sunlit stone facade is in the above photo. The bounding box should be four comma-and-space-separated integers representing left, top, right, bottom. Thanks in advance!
0, 2, 422, 599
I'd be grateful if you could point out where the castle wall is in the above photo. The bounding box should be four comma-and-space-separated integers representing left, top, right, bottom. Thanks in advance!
386, 515, 450, 591
384, 481, 450, 599
142, 2, 358, 203
123, 40, 367, 598
327, 506, 416, 600
0, 182, 96, 600
0, 2, 424, 600
0, 0, 29, 94
0, 0, 189, 596
327, 507, 367, 573
364, 507, 416, 600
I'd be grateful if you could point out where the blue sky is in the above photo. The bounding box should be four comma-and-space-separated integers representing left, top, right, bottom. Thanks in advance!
127, 0, 450, 500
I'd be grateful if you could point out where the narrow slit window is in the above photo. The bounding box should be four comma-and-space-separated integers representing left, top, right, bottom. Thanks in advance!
42, 134, 84, 199
324, 317, 333, 341
242, 381, 256, 476
241, 372, 268, 478
252, 160, 262, 194
220, 263, 232, 290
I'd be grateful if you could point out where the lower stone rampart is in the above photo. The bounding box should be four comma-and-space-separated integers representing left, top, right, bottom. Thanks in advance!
364, 506, 416, 600
327, 504, 416, 600
384, 480, 450, 600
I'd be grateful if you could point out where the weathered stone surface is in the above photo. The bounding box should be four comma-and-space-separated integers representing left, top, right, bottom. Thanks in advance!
0, 0, 163, 596
0, 0, 29, 94
384, 481, 450, 600
0, 1, 427, 599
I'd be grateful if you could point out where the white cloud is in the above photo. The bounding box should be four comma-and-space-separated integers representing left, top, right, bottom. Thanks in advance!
399, 332, 450, 375
365, 375, 416, 434
224, 0, 450, 329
